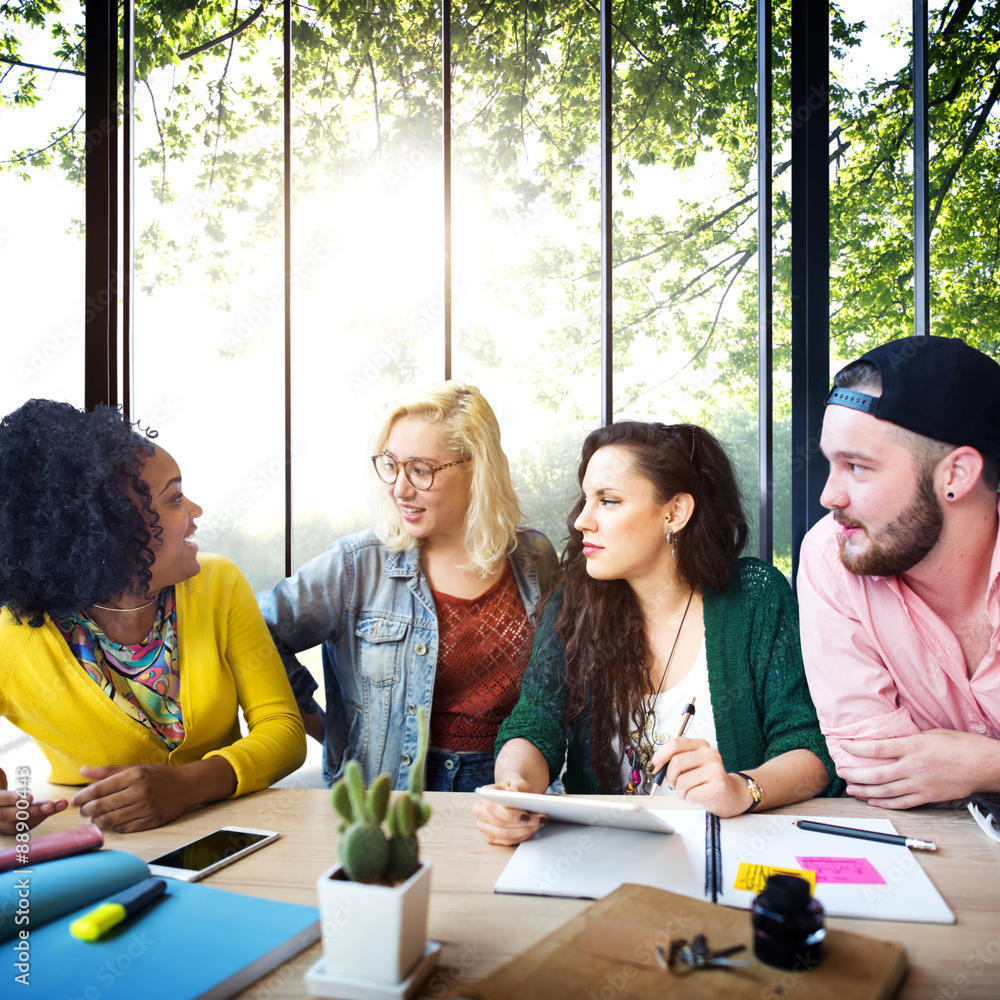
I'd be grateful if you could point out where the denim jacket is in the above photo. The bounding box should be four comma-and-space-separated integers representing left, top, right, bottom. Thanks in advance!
257, 527, 557, 788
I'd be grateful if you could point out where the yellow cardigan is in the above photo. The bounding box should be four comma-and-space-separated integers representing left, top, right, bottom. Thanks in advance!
0, 553, 306, 795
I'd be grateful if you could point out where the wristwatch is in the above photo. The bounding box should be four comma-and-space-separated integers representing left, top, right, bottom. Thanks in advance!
734, 771, 763, 814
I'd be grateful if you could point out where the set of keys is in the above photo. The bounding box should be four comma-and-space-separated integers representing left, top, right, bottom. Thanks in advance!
654, 933, 751, 974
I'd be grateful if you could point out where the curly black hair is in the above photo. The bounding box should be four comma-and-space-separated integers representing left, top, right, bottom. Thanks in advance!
0, 399, 160, 627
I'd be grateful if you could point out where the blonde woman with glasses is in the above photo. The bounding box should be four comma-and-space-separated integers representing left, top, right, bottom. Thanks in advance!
258, 381, 557, 791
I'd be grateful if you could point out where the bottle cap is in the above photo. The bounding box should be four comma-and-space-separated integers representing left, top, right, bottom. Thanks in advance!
762, 873, 811, 912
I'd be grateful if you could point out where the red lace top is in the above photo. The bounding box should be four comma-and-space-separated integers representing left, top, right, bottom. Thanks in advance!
430, 562, 531, 752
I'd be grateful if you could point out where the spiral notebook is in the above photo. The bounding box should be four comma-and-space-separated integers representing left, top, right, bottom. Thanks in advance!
492, 809, 954, 923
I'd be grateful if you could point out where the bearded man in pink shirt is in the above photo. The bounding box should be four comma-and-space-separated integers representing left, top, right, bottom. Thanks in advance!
798, 335, 1000, 809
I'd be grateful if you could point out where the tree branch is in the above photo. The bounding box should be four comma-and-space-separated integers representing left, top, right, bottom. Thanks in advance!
1, 111, 84, 165
143, 79, 168, 203
208, 0, 241, 189
178, 1, 270, 60
929, 68, 1000, 232
0, 56, 84, 77
366, 51, 381, 159
634, 245, 754, 398
940, 0, 978, 37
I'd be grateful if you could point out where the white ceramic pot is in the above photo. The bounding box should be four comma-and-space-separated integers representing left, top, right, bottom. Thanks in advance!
315, 860, 432, 984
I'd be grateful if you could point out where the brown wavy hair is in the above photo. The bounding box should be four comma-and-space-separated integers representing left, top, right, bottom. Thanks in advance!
556, 421, 748, 792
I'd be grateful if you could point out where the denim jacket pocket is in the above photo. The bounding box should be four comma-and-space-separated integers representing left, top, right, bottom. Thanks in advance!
354, 615, 407, 686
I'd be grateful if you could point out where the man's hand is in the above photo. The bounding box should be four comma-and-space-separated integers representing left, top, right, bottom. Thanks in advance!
838, 729, 1000, 808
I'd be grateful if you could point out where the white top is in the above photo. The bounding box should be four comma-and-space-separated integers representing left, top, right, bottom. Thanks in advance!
617, 638, 717, 794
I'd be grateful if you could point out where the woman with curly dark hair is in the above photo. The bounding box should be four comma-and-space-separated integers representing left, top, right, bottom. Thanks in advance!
0, 399, 305, 834
476, 421, 842, 845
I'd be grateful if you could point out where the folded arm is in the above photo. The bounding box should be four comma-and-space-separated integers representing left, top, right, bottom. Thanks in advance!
836, 730, 1000, 808
797, 531, 923, 776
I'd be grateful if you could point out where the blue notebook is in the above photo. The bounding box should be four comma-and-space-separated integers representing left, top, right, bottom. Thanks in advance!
0, 849, 320, 999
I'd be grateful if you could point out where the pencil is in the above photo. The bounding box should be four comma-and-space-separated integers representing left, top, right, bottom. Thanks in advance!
648, 696, 696, 798
793, 819, 937, 851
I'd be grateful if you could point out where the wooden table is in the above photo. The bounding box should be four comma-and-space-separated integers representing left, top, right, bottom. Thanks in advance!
11, 784, 1000, 999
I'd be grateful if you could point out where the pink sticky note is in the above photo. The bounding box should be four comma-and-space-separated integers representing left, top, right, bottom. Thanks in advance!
795, 856, 885, 884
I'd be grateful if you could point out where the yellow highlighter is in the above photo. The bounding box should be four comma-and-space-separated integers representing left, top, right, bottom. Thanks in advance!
70, 877, 167, 941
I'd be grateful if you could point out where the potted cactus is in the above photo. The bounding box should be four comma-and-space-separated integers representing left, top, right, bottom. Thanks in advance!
312, 708, 434, 986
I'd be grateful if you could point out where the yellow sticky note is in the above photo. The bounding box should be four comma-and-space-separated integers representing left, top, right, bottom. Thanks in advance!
733, 862, 817, 894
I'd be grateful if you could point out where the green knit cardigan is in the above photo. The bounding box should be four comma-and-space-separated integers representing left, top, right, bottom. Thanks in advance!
496, 558, 844, 797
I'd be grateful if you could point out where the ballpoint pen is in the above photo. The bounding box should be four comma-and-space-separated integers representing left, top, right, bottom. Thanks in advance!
792, 819, 937, 851
648, 696, 696, 798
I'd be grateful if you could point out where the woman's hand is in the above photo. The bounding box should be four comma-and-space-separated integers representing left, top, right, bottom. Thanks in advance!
648, 737, 752, 818
474, 778, 547, 846
71, 758, 238, 833
0, 767, 67, 835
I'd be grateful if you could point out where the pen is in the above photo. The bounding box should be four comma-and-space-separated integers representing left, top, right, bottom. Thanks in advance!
70, 877, 167, 941
648, 696, 696, 798
792, 819, 937, 852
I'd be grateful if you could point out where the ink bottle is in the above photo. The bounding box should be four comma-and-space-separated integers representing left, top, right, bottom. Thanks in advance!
751, 873, 825, 970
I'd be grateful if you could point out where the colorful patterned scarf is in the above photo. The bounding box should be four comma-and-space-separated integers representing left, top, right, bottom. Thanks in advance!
55, 589, 184, 748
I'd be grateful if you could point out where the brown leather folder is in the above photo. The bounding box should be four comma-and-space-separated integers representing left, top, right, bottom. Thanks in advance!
460, 882, 907, 1000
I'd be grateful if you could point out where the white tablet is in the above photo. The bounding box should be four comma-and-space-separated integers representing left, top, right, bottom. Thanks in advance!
475, 787, 674, 835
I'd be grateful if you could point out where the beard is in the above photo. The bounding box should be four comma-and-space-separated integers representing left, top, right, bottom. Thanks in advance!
836, 472, 943, 577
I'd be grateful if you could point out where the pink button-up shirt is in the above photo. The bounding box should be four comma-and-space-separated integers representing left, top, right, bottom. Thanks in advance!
797, 507, 1000, 771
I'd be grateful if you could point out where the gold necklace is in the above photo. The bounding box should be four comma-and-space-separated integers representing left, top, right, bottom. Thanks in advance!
90, 597, 157, 613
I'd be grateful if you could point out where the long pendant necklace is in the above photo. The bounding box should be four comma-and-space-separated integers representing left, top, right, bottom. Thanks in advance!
626, 588, 695, 792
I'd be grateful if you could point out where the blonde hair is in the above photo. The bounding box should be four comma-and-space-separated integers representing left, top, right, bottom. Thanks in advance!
368, 381, 524, 575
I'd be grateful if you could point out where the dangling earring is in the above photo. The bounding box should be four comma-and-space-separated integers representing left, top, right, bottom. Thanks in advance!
665, 528, 676, 559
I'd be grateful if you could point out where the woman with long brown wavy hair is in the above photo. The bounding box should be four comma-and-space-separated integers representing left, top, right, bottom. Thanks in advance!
475, 420, 842, 845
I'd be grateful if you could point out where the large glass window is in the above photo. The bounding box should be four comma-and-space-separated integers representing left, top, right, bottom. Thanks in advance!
289, 6, 445, 577
0, 2, 86, 414
131, 6, 287, 591
451, 3, 601, 548
7, 2, 996, 580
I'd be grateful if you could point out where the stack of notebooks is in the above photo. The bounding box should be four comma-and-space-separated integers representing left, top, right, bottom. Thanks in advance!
0, 845, 319, 1000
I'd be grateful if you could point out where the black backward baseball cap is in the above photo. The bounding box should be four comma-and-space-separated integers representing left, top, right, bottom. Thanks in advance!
826, 335, 1000, 458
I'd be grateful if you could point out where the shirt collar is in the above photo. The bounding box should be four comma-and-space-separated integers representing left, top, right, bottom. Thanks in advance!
384, 545, 422, 578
